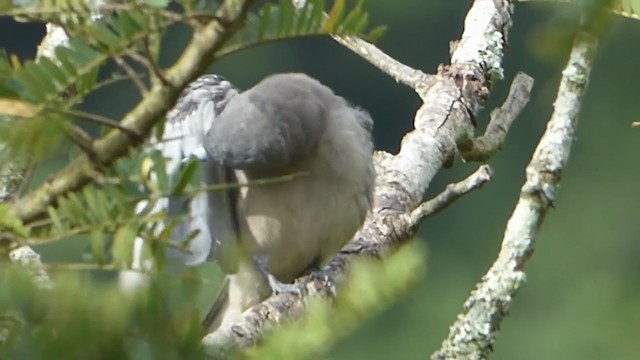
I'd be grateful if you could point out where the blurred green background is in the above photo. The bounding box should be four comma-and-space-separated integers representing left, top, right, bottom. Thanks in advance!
1, 1, 639, 359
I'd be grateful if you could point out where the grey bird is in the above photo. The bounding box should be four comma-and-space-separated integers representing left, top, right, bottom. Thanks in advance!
168, 73, 375, 334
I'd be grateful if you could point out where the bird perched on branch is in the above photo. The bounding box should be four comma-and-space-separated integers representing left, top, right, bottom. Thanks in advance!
164, 72, 375, 335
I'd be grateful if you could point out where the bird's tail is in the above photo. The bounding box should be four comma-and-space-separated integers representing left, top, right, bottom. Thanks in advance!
201, 276, 230, 333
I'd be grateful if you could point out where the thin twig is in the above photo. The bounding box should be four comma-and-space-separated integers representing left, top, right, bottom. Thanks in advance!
292, 0, 433, 89
24, 171, 308, 246
458, 72, 535, 162
408, 165, 493, 226
332, 35, 434, 89
114, 56, 149, 95
62, 122, 98, 159
50, 108, 144, 139
141, 14, 168, 88
126, 50, 168, 87
28, 216, 191, 250
431, 24, 599, 360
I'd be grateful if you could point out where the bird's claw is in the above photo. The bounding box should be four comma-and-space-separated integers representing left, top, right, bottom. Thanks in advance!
267, 275, 306, 297
253, 255, 306, 297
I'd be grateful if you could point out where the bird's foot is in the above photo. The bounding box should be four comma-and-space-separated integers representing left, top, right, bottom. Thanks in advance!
266, 274, 306, 297
253, 255, 306, 297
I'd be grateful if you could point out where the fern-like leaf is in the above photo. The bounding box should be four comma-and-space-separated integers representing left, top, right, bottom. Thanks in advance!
0, 6, 173, 161
217, 0, 385, 58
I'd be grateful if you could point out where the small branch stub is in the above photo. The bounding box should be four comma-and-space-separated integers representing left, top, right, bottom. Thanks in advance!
431, 25, 600, 360
409, 165, 493, 226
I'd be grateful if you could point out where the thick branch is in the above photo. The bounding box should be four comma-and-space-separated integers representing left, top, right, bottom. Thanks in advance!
203, 0, 520, 353
10, 0, 254, 224
431, 26, 599, 360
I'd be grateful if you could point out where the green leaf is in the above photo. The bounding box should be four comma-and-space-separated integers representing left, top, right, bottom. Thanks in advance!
90, 230, 108, 265
0, 112, 66, 162
115, 11, 144, 38
111, 224, 139, 267
47, 206, 64, 232
92, 21, 125, 49
0, 0, 14, 12
149, 150, 170, 194
0, 204, 30, 237
13, 63, 49, 102
305, 0, 325, 34
170, 158, 200, 196
277, 0, 295, 36
83, 186, 109, 224
23, 61, 58, 97
218, 0, 384, 58
324, 0, 346, 32
37, 57, 71, 92
0, 5, 169, 161
293, 0, 314, 34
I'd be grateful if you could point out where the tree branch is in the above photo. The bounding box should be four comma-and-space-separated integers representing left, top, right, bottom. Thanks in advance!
458, 72, 534, 162
332, 35, 434, 89
431, 24, 599, 360
408, 165, 493, 226
293, 0, 434, 90
202, 0, 522, 354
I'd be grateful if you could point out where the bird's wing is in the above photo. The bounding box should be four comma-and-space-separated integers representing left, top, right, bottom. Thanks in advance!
203, 73, 331, 174
146, 75, 241, 269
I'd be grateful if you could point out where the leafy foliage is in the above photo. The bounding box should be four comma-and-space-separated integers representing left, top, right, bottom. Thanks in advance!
0, 9, 167, 161
0, 0, 384, 257
0, 0, 389, 358
0, 0, 383, 171
217, 0, 386, 57
0, 244, 425, 360
0, 267, 209, 359
35, 149, 201, 269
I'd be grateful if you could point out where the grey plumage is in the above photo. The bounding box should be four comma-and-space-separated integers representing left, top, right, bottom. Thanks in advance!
161, 75, 239, 266
154, 72, 374, 335
168, 74, 238, 125
199, 73, 375, 333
